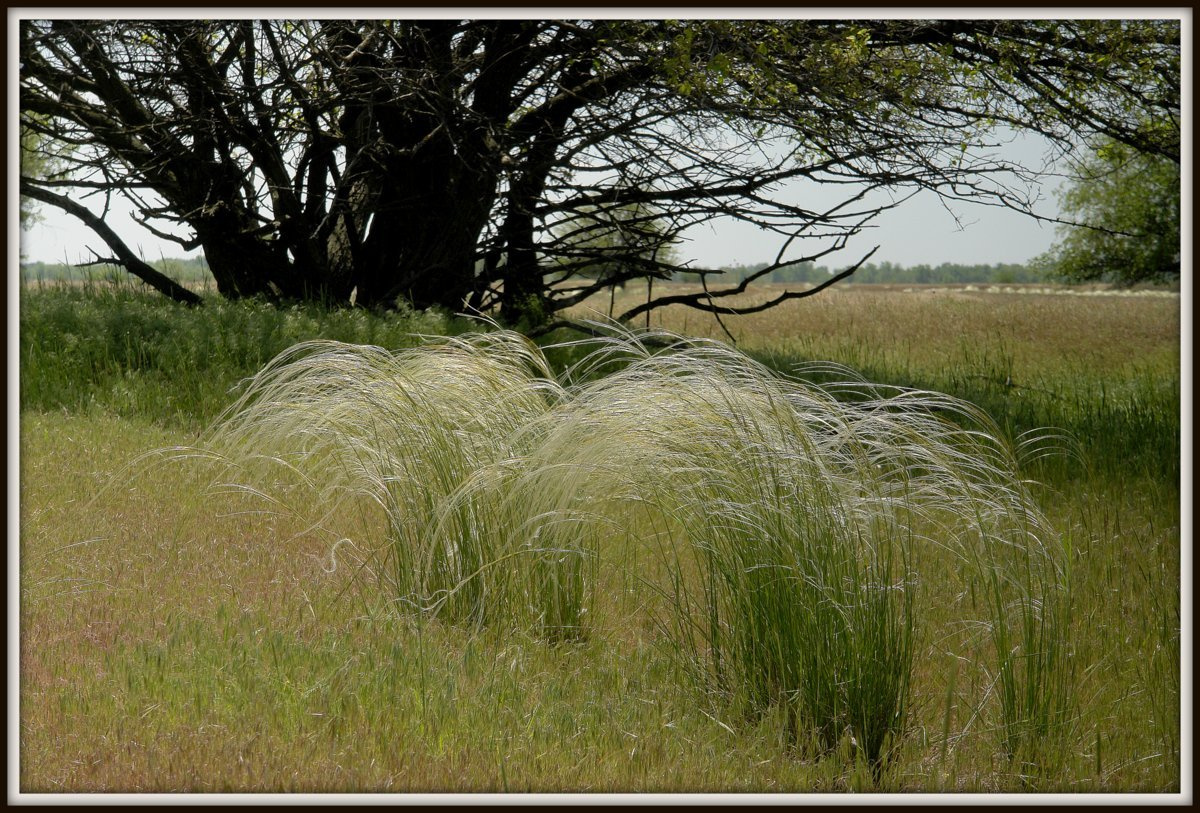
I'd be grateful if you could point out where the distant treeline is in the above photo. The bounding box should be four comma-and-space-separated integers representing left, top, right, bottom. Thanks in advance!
715, 260, 1049, 285
20, 255, 1047, 289
20, 256, 212, 284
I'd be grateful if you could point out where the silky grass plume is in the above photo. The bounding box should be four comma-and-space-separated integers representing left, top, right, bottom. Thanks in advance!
192, 323, 1072, 772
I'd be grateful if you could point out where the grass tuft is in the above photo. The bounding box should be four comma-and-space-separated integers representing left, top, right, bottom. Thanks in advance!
20, 285, 1178, 791
176, 323, 1072, 769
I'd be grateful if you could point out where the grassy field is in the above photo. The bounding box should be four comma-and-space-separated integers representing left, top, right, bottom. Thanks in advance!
16, 283, 1183, 795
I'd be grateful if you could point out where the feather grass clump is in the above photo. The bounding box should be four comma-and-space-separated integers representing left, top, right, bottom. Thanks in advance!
199, 332, 563, 624
194, 324, 1071, 769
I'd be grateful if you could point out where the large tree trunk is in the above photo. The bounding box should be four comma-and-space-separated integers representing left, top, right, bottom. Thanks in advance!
353, 168, 492, 312
498, 209, 546, 326
322, 21, 497, 312
350, 124, 497, 311
192, 216, 283, 301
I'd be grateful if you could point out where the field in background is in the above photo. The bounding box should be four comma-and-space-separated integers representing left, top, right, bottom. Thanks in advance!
573, 281, 1180, 482
17, 283, 1182, 793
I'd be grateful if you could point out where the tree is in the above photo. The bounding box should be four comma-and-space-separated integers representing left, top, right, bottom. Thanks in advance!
1035, 138, 1180, 285
551, 196, 679, 283
19, 118, 67, 230
549, 189, 680, 320
19, 125, 45, 231
19, 18, 1180, 327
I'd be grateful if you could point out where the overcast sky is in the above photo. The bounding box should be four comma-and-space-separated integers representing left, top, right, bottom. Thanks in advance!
19, 162, 1067, 271
15, 25, 1071, 272
18, 120, 1070, 270
20, 7, 1187, 273
673, 175, 1066, 269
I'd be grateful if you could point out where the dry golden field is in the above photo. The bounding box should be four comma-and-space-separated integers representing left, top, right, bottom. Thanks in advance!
573, 281, 1180, 384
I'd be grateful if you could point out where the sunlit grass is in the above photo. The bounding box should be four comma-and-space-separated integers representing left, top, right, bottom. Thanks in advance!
18, 285, 1181, 793
18, 285, 462, 429
163, 324, 1073, 777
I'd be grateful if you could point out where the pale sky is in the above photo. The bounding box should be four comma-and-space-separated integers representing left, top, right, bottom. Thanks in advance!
15, 21, 1071, 273
672, 179, 1065, 270
19, 163, 1066, 270
19, 7, 1186, 274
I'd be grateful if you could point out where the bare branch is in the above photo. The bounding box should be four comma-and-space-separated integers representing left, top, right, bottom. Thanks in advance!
21, 178, 203, 305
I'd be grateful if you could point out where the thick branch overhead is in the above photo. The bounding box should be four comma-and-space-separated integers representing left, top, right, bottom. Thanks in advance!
19, 18, 1180, 324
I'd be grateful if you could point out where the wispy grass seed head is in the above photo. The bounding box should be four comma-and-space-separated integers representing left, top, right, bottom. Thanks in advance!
194, 323, 1069, 768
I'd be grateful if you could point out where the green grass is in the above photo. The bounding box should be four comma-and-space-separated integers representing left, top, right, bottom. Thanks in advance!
17, 285, 1182, 793
189, 327, 1078, 773
19, 286, 463, 429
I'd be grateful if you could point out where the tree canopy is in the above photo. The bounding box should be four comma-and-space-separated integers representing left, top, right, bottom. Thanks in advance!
18, 118, 68, 230
1035, 137, 1181, 286
19, 18, 1181, 325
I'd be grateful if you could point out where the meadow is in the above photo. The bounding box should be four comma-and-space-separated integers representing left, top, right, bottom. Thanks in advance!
16, 281, 1183, 794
